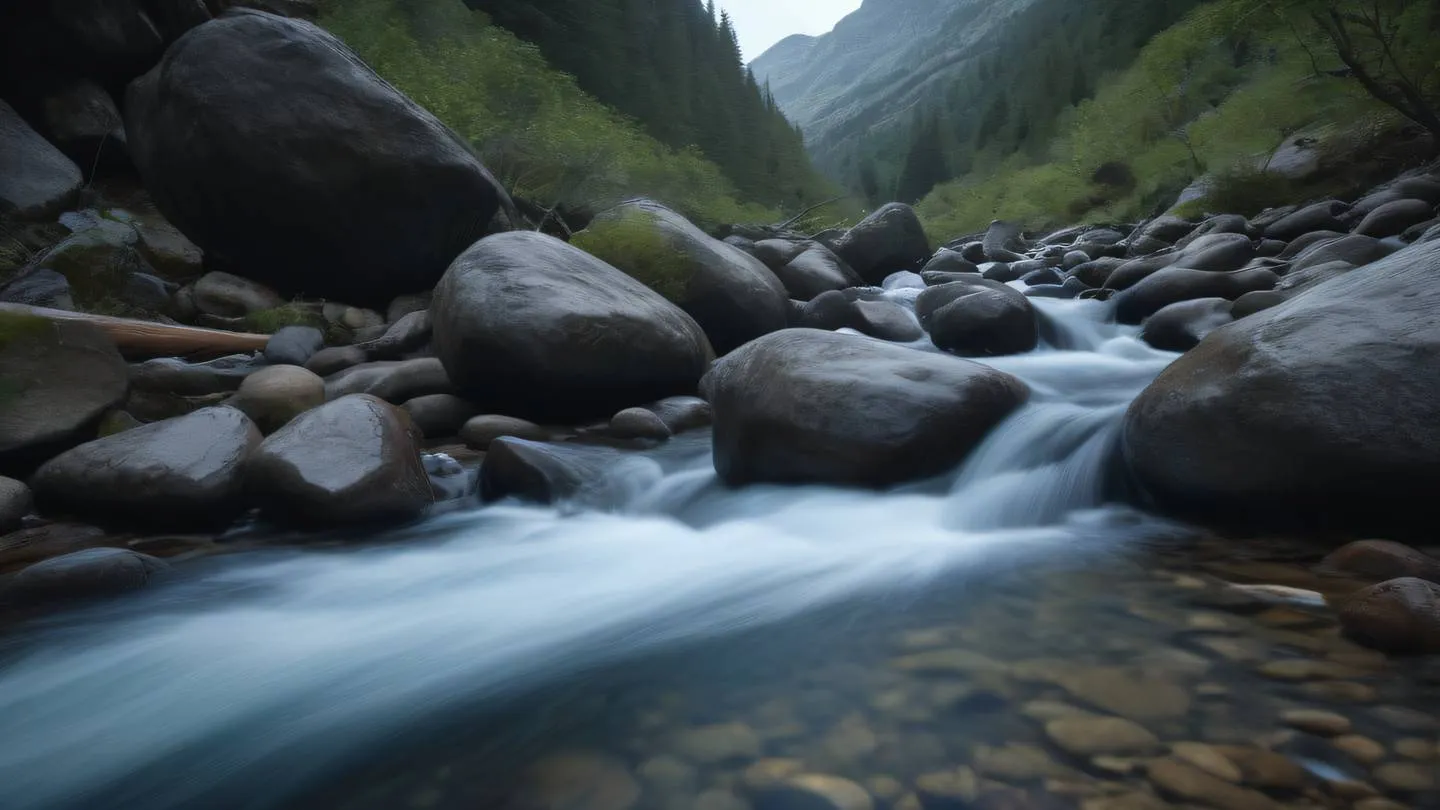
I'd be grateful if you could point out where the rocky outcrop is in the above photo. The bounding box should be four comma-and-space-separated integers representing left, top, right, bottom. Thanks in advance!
30, 407, 260, 528
1123, 240, 1440, 534
0, 100, 84, 219
576, 201, 787, 355
124, 9, 510, 306
433, 231, 713, 420
832, 203, 931, 285
702, 329, 1028, 487
244, 394, 432, 526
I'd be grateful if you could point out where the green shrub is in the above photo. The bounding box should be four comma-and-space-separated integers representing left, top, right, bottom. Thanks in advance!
571, 212, 691, 302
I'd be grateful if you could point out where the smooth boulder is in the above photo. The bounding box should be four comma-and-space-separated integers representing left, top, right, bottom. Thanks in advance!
2, 548, 169, 608
918, 281, 1038, 356
702, 329, 1028, 487
228, 365, 325, 433
1123, 240, 1440, 534
832, 203, 931, 285
30, 407, 260, 528
1139, 298, 1234, 352
124, 9, 509, 305
774, 245, 862, 301
244, 394, 433, 526
1338, 578, 1440, 655
1114, 266, 1278, 325
1355, 199, 1434, 238
0, 476, 33, 532
433, 231, 712, 420
0, 99, 83, 219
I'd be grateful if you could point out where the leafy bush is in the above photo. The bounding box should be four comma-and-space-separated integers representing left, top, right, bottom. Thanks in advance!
571, 212, 690, 302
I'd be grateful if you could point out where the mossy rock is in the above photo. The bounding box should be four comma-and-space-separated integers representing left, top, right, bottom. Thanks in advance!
37, 219, 148, 310
243, 302, 328, 335
571, 210, 691, 302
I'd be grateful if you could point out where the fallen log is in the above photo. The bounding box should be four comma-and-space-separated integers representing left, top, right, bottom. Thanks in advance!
0, 303, 270, 359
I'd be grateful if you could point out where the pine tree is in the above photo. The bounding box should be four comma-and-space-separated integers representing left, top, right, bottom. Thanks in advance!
895, 112, 947, 203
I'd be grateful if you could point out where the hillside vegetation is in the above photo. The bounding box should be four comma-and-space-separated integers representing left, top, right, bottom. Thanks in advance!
318, 0, 833, 228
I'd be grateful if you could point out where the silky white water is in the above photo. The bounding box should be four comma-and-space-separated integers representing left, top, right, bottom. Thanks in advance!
0, 296, 1182, 810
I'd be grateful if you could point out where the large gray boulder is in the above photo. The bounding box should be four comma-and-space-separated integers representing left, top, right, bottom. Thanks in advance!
0, 317, 129, 476
244, 394, 432, 526
30, 407, 260, 528
1123, 240, 1440, 534
832, 203, 931, 285
434, 231, 713, 420
2, 548, 169, 608
774, 245, 862, 300
917, 279, 1038, 356
1114, 266, 1279, 325
124, 9, 510, 306
0, 99, 83, 219
1139, 298, 1234, 352
1354, 199, 1434, 239
575, 200, 787, 354
702, 329, 1028, 487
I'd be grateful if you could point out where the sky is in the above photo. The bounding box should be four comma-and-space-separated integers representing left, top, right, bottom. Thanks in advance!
721, 0, 863, 62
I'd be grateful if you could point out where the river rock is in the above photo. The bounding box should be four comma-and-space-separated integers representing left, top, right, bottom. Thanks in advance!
753, 773, 873, 810
0, 99, 83, 219
922, 250, 980, 276
125, 8, 509, 305
1070, 257, 1126, 288
702, 329, 1027, 487
1123, 240, 1440, 533
352, 309, 431, 361
1354, 199, 1434, 239
648, 395, 712, 433
576, 200, 786, 355
1, 269, 76, 310
775, 245, 863, 301
1280, 708, 1351, 735
1145, 758, 1280, 810
0, 318, 129, 475
0, 476, 33, 532
1044, 716, 1159, 757
132, 214, 203, 278
30, 406, 260, 528
400, 394, 477, 439
323, 358, 452, 404
228, 365, 324, 433
244, 394, 432, 526
1056, 667, 1191, 721
1, 547, 169, 608
131, 354, 265, 396
1332, 735, 1386, 764
1115, 266, 1277, 324
263, 326, 325, 367
1374, 762, 1436, 792
460, 415, 548, 450
1320, 540, 1440, 583
434, 231, 712, 419
751, 239, 810, 270
477, 439, 626, 505
193, 271, 284, 317
304, 346, 367, 378
798, 291, 923, 342
1139, 298, 1233, 352
918, 281, 1038, 356
1230, 289, 1285, 319
517, 752, 640, 810
832, 203, 930, 285
1265, 201, 1349, 241
1288, 234, 1394, 274
1337, 577, 1440, 654
673, 722, 762, 765
1212, 746, 1306, 790
610, 407, 671, 440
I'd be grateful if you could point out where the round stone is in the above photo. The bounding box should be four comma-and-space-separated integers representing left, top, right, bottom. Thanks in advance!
1394, 738, 1437, 760
518, 752, 640, 810
1169, 742, 1243, 783
741, 759, 805, 793
673, 722, 762, 765
1280, 708, 1352, 736
1044, 716, 1160, 757
610, 407, 672, 440
1373, 762, 1437, 792
459, 414, 549, 450
753, 773, 873, 810
694, 789, 750, 810
914, 767, 979, 806
1331, 735, 1386, 764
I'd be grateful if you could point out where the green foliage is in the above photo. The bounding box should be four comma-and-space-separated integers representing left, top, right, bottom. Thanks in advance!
243, 303, 327, 335
0, 311, 52, 352
318, 0, 794, 227
571, 213, 690, 302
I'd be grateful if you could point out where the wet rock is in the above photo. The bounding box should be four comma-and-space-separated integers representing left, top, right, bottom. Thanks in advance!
193, 270, 284, 317
1337, 577, 1440, 655
1394, 738, 1437, 759
517, 752, 640, 810
1299, 680, 1376, 703
477, 438, 624, 505
385, 292, 430, 324
1280, 708, 1351, 736
1288, 234, 1395, 274
577, 201, 785, 355
702, 329, 1027, 488
0, 476, 33, 532
0, 269, 76, 310
696, 789, 750, 810
742, 759, 806, 793
122, 272, 176, 312
1354, 800, 1411, 810
245, 394, 432, 526
132, 214, 203, 278
673, 722, 762, 765
1212, 746, 1307, 790
131, 354, 264, 396
1257, 659, 1366, 681
1371, 705, 1438, 732
1114, 266, 1277, 325
1265, 201, 1349, 241
461, 415, 548, 450
648, 396, 713, 434
0, 318, 129, 475
798, 291, 923, 342
1079, 793, 1169, 810
352, 309, 431, 361
1319, 540, 1440, 584
892, 648, 1008, 677
753, 773, 873, 810
31, 406, 259, 528
921, 250, 979, 277
775, 245, 863, 301
1070, 258, 1125, 288
914, 767, 979, 808
972, 744, 1070, 782
1331, 735, 1385, 764
42, 79, 126, 171
982, 220, 1029, 263
228, 365, 324, 433
264, 326, 326, 367
638, 754, 697, 796
1229, 289, 1285, 319
751, 239, 811, 270
1372, 762, 1436, 792
400, 394, 477, 439
323, 358, 452, 404
126, 9, 508, 305
1044, 716, 1159, 757
1145, 758, 1280, 810
1, 547, 168, 607
1170, 742, 1243, 783
833, 203, 930, 285
1139, 298, 1233, 352
1021, 701, 1094, 723
1355, 199, 1434, 238
610, 408, 671, 441
0, 99, 83, 219
918, 280, 1038, 356
1056, 667, 1191, 721
304, 346, 367, 377
434, 231, 712, 419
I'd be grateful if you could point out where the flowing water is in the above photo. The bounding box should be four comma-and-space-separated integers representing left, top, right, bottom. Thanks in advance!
1, 294, 1437, 810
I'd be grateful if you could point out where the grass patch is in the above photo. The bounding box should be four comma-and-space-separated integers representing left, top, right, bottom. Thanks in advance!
572, 211, 691, 302
243, 302, 328, 334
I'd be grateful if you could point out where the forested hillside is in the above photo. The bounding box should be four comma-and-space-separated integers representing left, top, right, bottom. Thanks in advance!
465, 0, 834, 211
317, 0, 836, 227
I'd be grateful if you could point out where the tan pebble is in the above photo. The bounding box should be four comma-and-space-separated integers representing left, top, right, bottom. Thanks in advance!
1258, 659, 1366, 681
1091, 756, 1141, 776
1354, 799, 1411, 810
1081, 793, 1170, 810
1373, 762, 1438, 791
892, 793, 921, 810
1173, 574, 1208, 589
864, 776, 904, 803
756, 774, 873, 810
1299, 681, 1377, 703
1045, 716, 1160, 757
740, 759, 804, 792
1281, 708, 1353, 736
693, 789, 749, 810
1021, 700, 1094, 723
1171, 742, 1243, 783
1371, 705, 1440, 732
1331, 735, 1386, 764
1324, 778, 1379, 800
1211, 746, 1308, 790
1187, 613, 1238, 632
1394, 737, 1437, 760
638, 755, 697, 793
914, 768, 978, 804
972, 743, 1071, 782
1145, 758, 1281, 810
1055, 666, 1192, 721
1043, 778, 1105, 797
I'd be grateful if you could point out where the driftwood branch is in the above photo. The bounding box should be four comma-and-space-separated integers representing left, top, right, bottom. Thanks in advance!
0, 303, 270, 359
776, 196, 844, 231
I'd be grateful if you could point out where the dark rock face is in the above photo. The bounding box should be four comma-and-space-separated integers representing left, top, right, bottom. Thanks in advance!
41, 79, 128, 171
832, 203, 931, 284
774, 245, 862, 301
244, 394, 433, 526
31, 406, 260, 528
401, 394, 478, 438
1139, 298, 1233, 352
264, 326, 326, 367
1114, 266, 1279, 325
1, 100, 84, 219
2, 548, 169, 608
0, 318, 129, 476
433, 231, 713, 420
0, 476, 33, 532
1123, 240, 1440, 534
1338, 577, 1440, 655
701, 329, 1028, 488
918, 280, 1038, 357
124, 9, 509, 306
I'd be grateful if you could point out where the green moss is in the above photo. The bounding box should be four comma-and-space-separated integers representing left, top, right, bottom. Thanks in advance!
243, 302, 327, 334
0, 311, 54, 352
572, 212, 691, 302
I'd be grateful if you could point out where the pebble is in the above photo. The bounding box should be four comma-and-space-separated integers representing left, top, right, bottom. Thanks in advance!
1090, 757, 1142, 776
864, 775, 904, 803
1281, 708, 1352, 736
1170, 742, 1243, 783
1298, 681, 1377, 703
1331, 735, 1386, 764
1372, 762, 1437, 792
1371, 705, 1439, 732
1394, 737, 1437, 760
972, 744, 1071, 783
673, 723, 762, 765
1080, 794, 1170, 810
1354, 799, 1411, 810
821, 715, 878, 763
914, 767, 979, 807
1258, 659, 1366, 681
1055, 667, 1192, 721
753, 773, 874, 810
1324, 778, 1379, 800
694, 789, 750, 810
518, 752, 640, 810
742, 759, 805, 793
638, 755, 697, 794
1020, 700, 1093, 723
1196, 636, 1269, 664
1145, 758, 1281, 810
1210, 746, 1307, 790
1044, 716, 1159, 757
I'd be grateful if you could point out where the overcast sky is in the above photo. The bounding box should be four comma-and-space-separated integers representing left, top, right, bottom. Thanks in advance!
722, 0, 863, 62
